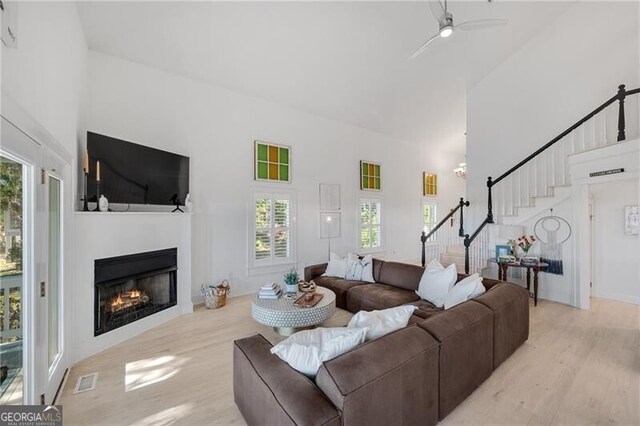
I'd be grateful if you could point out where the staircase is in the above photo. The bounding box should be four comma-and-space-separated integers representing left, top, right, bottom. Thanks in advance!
421, 84, 640, 274
440, 244, 465, 271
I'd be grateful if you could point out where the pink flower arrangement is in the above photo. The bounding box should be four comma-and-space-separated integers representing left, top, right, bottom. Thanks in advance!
517, 235, 535, 254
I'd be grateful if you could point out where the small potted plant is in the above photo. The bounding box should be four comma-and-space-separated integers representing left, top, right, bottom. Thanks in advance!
283, 268, 300, 295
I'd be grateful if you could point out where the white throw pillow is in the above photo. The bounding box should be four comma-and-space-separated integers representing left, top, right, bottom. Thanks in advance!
270, 327, 367, 377
415, 260, 457, 308
345, 253, 375, 283
348, 305, 417, 341
425, 259, 444, 271
323, 252, 348, 278
443, 274, 486, 310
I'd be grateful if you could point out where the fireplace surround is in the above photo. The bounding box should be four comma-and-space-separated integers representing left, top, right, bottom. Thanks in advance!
94, 248, 177, 336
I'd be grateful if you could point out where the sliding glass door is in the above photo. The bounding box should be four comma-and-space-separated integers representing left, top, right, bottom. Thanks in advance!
47, 175, 62, 371
1, 110, 71, 404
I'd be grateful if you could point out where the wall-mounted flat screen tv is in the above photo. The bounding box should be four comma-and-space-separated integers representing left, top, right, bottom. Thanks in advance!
87, 132, 190, 206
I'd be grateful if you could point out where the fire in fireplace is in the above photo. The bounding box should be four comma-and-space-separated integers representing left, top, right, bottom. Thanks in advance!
94, 248, 177, 336
107, 289, 150, 314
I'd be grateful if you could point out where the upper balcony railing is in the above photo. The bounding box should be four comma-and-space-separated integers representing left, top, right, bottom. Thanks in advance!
0, 274, 22, 343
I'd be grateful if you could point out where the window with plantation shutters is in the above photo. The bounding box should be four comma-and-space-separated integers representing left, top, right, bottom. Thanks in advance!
252, 191, 296, 267
359, 198, 382, 251
422, 201, 438, 241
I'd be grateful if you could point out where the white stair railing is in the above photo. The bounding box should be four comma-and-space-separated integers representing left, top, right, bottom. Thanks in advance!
422, 217, 464, 266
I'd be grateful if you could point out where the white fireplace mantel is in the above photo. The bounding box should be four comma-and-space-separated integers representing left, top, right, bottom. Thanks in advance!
73, 212, 193, 362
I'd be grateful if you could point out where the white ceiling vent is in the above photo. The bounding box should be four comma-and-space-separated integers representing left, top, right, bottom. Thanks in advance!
73, 372, 99, 394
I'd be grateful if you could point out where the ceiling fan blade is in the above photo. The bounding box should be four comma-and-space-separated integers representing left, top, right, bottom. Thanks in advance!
408, 33, 440, 60
428, 0, 446, 22
457, 18, 508, 31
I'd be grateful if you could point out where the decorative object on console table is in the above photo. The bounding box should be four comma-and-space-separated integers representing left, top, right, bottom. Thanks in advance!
283, 268, 300, 298
201, 280, 230, 309
516, 234, 535, 258
534, 209, 571, 275
495, 244, 511, 259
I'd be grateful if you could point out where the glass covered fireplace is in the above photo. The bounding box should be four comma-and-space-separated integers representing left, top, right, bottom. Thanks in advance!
94, 248, 177, 336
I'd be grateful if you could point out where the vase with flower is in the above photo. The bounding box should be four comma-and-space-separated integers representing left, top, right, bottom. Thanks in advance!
517, 235, 536, 258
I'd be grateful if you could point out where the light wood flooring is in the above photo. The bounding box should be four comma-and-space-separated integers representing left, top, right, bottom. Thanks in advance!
60, 296, 639, 425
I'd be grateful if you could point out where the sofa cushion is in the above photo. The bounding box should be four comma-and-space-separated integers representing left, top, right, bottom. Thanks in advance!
312, 276, 365, 310
346, 283, 420, 312
416, 260, 457, 308
345, 253, 375, 282
316, 326, 439, 426
270, 327, 368, 377
378, 261, 424, 291
305, 263, 328, 282
233, 334, 342, 426
473, 282, 529, 369
417, 301, 494, 420
324, 252, 349, 278
406, 299, 443, 320
443, 273, 485, 310
372, 258, 384, 282
347, 305, 417, 341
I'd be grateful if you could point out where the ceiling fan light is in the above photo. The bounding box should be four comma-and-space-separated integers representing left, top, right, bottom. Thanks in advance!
440, 25, 453, 38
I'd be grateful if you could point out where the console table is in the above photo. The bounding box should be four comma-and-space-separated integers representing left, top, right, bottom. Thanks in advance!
489, 259, 549, 306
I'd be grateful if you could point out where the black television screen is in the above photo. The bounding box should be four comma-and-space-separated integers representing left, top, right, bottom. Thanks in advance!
87, 132, 190, 206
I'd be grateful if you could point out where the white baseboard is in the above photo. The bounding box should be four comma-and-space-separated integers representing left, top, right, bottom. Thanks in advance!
592, 290, 640, 305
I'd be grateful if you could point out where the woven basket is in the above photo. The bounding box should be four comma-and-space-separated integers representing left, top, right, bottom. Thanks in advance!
201, 280, 230, 309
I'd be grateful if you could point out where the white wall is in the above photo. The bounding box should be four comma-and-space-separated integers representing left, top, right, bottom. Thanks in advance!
1, 1, 87, 156
466, 1, 640, 226
84, 51, 465, 300
590, 179, 640, 304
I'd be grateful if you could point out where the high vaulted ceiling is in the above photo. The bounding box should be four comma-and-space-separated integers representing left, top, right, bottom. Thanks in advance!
76, 1, 575, 151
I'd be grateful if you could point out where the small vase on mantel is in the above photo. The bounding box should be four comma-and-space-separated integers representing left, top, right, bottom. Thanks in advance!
98, 195, 109, 212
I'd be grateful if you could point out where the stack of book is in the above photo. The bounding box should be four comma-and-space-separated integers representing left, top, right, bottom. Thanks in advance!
258, 283, 282, 299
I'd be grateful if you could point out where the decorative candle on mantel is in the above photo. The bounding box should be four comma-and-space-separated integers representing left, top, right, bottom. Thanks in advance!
96, 160, 101, 182
83, 150, 89, 174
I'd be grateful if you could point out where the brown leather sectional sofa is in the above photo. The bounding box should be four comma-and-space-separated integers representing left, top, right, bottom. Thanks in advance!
234, 259, 529, 425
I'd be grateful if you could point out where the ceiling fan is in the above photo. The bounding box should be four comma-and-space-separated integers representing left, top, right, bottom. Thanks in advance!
409, 0, 507, 59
